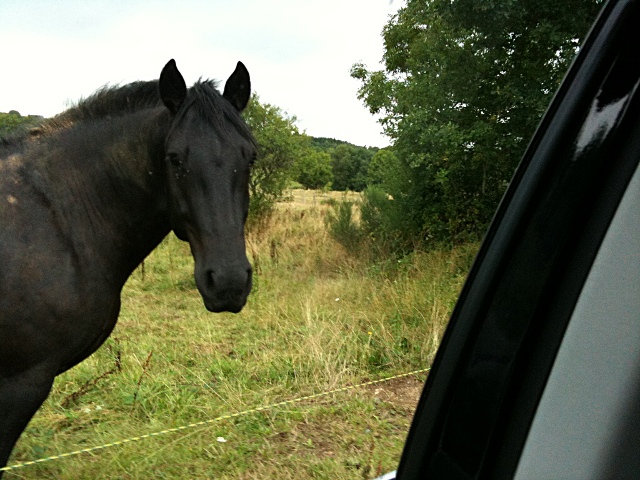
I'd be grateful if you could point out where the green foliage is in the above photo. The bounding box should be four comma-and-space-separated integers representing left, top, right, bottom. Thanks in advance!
310, 139, 379, 192
366, 148, 399, 186
293, 148, 333, 190
242, 95, 306, 221
325, 199, 363, 252
329, 143, 375, 191
0, 111, 42, 139
352, 0, 602, 245
325, 186, 410, 257
310, 136, 353, 151
360, 186, 404, 250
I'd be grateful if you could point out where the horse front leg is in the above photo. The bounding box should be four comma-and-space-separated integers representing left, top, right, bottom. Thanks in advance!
0, 365, 55, 478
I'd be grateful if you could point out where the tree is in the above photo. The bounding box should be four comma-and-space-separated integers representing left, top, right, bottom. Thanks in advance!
294, 148, 333, 190
366, 148, 399, 187
330, 144, 375, 191
352, 0, 602, 244
242, 94, 306, 220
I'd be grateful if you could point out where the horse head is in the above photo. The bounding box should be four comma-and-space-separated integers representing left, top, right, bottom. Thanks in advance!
159, 60, 255, 313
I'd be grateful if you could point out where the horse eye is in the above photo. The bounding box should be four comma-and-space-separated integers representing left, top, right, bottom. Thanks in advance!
166, 153, 181, 167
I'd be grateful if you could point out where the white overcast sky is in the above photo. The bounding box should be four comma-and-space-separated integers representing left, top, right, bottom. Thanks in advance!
0, 0, 401, 147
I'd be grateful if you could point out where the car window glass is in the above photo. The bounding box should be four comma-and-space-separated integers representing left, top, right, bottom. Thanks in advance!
514, 159, 640, 479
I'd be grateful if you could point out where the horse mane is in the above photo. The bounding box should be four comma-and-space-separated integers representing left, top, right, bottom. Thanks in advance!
57, 81, 163, 123
0, 81, 161, 149
1, 78, 255, 149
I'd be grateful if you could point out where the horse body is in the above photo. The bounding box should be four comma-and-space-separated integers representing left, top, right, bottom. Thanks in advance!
1, 106, 168, 371
0, 60, 255, 473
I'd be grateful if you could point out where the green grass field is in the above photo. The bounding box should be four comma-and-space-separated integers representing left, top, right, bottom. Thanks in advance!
5, 191, 476, 479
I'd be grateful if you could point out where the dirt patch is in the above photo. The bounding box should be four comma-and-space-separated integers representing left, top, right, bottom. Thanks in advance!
365, 375, 425, 412
267, 374, 426, 457
256, 374, 427, 478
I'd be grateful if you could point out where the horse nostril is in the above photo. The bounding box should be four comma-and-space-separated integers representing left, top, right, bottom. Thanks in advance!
206, 266, 251, 293
245, 266, 253, 289
206, 270, 216, 289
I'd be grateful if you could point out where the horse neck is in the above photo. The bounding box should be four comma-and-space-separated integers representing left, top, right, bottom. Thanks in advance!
44, 108, 172, 286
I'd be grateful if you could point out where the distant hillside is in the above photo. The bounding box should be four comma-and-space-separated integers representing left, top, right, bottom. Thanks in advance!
311, 136, 379, 153
311, 137, 356, 151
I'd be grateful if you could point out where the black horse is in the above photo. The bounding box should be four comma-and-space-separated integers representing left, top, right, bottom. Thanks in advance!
0, 59, 256, 473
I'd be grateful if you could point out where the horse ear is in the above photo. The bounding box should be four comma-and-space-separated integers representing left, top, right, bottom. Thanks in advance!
223, 61, 251, 112
159, 59, 187, 114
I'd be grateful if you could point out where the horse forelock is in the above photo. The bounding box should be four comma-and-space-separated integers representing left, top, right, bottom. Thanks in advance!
175, 79, 256, 148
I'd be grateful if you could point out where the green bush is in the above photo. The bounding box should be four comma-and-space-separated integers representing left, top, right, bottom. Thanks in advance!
325, 199, 363, 253
242, 95, 309, 223
360, 185, 420, 255
0, 112, 42, 139
294, 149, 333, 190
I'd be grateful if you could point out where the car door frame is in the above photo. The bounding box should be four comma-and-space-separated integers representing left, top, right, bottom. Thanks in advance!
396, 0, 640, 477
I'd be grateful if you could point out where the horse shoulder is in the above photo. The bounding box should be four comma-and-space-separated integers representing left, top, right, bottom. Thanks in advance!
0, 166, 122, 376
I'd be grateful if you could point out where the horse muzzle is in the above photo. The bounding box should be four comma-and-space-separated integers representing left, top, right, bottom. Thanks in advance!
195, 263, 253, 313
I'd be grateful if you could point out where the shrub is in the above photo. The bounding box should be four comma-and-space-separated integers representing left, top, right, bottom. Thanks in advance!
325, 199, 363, 253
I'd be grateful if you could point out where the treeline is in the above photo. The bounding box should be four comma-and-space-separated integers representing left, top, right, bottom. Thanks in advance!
238, 94, 395, 221
306, 137, 381, 191
250, 0, 603, 253
2, 0, 605, 255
